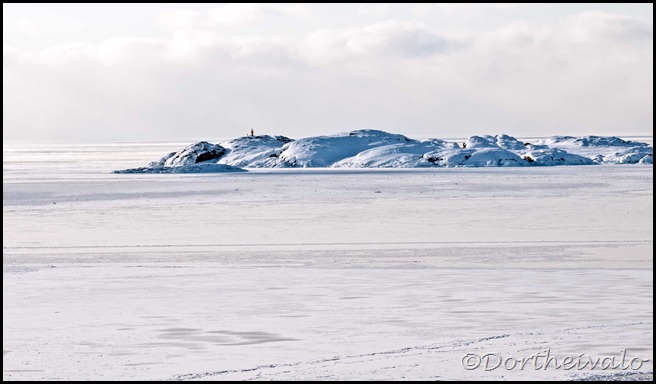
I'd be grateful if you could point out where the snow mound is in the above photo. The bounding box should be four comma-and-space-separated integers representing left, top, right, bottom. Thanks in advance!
113, 130, 652, 172
112, 163, 246, 174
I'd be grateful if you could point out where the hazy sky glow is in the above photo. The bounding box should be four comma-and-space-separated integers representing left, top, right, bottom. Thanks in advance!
3, 3, 653, 141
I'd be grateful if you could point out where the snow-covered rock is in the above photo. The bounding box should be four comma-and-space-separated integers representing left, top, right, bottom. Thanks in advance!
533, 136, 652, 164
638, 154, 653, 164
113, 130, 652, 173
494, 134, 529, 151
278, 130, 413, 167
333, 139, 458, 168
113, 163, 246, 174
219, 135, 293, 168
152, 141, 226, 167
423, 147, 527, 167
520, 148, 594, 166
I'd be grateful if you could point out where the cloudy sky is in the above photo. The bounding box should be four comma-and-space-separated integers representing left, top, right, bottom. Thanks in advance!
3, 3, 653, 141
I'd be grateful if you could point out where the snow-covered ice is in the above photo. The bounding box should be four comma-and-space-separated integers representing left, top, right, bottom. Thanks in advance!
3, 141, 653, 380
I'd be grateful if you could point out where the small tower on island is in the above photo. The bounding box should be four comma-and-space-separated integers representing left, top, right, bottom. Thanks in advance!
250, 128, 254, 137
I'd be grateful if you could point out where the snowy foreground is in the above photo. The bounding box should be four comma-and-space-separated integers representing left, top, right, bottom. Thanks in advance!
3, 143, 654, 381
114, 130, 653, 173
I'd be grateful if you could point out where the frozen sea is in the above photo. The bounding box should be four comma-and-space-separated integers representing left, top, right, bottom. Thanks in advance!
3, 141, 653, 380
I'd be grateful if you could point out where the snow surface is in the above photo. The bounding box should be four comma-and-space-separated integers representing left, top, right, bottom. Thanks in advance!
3, 142, 654, 381
113, 131, 653, 173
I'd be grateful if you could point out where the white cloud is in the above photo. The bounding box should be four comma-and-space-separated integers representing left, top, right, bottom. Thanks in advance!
299, 21, 450, 63
563, 10, 653, 42
414, 3, 517, 16
3, 14, 40, 36
202, 4, 307, 28
3, 10, 653, 140
357, 4, 390, 16
3, 11, 88, 43
156, 9, 201, 29
207, 4, 264, 27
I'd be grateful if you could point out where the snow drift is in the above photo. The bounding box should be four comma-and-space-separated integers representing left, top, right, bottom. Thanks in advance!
113, 130, 652, 172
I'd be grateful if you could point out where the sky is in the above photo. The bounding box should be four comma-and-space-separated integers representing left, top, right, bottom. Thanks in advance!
3, 3, 653, 141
